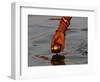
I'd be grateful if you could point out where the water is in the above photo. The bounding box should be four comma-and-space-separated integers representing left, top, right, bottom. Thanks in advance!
28, 15, 88, 66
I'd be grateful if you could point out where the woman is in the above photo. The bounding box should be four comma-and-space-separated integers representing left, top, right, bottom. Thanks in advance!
51, 16, 72, 54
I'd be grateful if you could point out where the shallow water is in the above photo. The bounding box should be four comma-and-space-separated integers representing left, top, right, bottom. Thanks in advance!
28, 15, 88, 66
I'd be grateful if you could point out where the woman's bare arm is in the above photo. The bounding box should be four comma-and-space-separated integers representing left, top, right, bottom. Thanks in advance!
51, 16, 72, 53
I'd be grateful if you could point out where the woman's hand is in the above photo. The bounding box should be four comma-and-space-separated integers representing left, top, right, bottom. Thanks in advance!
51, 31, 65, 53
51, 16, 71, 54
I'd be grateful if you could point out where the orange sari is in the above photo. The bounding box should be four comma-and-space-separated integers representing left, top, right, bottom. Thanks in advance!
51, 16, 72, 53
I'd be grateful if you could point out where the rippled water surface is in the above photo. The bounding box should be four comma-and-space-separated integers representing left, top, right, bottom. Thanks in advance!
28, 15, 88, 66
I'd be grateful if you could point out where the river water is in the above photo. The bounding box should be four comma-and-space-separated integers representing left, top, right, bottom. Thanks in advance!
28, 15, 88, 66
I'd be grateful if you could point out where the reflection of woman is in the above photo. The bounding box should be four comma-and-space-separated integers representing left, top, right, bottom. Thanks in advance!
51, 16, 72, 54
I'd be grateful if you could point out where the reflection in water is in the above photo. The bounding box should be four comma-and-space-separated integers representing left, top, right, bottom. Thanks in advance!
51, 55, 65, 65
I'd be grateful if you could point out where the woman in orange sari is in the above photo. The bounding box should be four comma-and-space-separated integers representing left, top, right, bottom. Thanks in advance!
51, 16, 72, 65
51, 16, 72, 54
